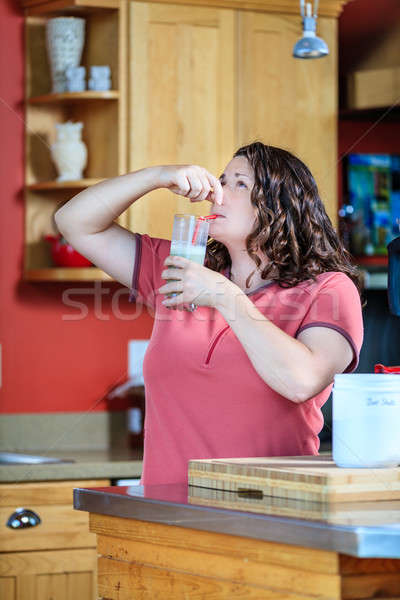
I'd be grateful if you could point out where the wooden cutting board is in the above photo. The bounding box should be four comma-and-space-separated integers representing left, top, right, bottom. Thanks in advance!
188, 455, 400, 504
188, 485, 400, 525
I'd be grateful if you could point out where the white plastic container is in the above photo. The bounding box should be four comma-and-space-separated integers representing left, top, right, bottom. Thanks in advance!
332, 374, 400, 468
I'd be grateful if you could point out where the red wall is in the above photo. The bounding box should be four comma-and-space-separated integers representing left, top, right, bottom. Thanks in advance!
338, 0, 400, 75
0, 0, 153, 414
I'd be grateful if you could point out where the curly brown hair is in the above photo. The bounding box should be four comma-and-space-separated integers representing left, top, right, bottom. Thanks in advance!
205, 141, 362, 294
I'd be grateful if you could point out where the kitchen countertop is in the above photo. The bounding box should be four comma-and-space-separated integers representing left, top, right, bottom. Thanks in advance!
74, 483, 400, 559
0, 447, 143, 483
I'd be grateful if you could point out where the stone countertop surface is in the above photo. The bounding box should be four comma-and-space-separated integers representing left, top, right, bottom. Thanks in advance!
74, 483, 400, 559
0, 448, 143, 483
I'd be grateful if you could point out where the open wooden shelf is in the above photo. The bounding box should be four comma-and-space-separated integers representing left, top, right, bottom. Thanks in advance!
24, 267, 113, 281
28, 91, 119, 104
353, 255, 388, 267
22, 0, 128, 282
21, 1, 120, 17
27, 178, 105, 191
339, 106, 400, 121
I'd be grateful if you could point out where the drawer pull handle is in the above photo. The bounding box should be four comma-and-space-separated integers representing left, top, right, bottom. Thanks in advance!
6, 508, 41, 529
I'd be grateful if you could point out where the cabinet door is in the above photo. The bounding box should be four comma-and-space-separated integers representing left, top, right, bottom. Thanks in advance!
238, 12, 338, 225
128, 1, 235, 238
0, 548, 96, 600
0, 480, 109, 599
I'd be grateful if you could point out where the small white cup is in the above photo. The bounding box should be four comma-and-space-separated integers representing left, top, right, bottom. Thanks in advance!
332, 374, 400, 468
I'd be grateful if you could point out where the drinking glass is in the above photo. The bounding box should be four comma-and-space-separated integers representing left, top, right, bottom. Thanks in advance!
166, 214, 210, 311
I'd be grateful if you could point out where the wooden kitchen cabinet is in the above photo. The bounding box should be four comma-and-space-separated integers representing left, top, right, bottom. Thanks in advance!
127, 0, 342, 234
0, 549, 96, 600
237, 11, 338, 224
127, 1, 236, 238
0, 479, 109, 600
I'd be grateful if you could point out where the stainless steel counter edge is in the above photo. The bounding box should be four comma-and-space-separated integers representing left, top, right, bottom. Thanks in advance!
73, 486, 400, 559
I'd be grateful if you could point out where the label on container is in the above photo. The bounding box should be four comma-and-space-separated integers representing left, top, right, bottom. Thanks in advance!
333, 391, 400, 421
128, 407, 142, 434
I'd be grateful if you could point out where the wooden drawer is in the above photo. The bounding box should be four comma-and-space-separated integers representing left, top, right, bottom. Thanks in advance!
0, 480, 109, 507
0, 480, 109, 553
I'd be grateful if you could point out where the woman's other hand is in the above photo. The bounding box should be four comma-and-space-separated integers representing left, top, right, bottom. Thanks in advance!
158, 165, 223, 205
158, 255, 231, 310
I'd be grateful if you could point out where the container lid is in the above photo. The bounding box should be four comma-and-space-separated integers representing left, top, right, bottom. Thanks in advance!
334, 373, 400, 389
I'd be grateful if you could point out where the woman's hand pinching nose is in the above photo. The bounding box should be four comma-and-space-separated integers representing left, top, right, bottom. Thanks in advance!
158, 165, 223, 205
210, 177, 223, 206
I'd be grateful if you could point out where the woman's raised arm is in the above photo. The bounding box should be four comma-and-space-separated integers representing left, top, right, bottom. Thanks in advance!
54, 167, 163, 288
54, 165, 222, 288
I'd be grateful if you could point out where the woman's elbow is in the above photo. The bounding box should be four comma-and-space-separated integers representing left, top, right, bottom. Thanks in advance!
290, 375, 333, 404
291, 388, 313, 404
273, 382, 312, 405
54, 208, 69, 235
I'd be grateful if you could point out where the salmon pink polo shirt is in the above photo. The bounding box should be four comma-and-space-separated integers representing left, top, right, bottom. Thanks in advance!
129, 234, 364, 486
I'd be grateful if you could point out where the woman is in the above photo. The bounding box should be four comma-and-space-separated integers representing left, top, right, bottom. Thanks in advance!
55, 141, 364, 486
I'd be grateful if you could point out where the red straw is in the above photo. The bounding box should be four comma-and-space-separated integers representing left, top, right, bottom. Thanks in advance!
191, 215, 216, 244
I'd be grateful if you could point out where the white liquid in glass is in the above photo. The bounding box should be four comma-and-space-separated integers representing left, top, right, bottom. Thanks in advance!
166, 241, 207, 298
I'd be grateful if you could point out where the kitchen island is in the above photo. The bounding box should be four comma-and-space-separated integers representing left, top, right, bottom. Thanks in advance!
74, 483, 400, 599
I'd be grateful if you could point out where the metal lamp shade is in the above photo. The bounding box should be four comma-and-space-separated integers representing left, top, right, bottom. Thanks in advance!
293, 34, 329, 59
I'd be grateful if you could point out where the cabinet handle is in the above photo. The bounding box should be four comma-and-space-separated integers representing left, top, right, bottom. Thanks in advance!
6, 508, 41, 529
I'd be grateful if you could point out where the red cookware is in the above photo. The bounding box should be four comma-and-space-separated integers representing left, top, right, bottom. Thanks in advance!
44, 234, 92, 267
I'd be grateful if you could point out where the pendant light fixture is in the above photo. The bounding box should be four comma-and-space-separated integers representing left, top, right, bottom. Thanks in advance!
293, 0, 329, 59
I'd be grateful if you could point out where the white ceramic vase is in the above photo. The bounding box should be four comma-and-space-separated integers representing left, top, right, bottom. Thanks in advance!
51, 121, 87, 181
46, 17, 85, 93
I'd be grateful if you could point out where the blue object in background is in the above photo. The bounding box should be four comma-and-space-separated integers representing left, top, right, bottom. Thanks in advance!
388, 236, 400, 317
346, 153, 400, 256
